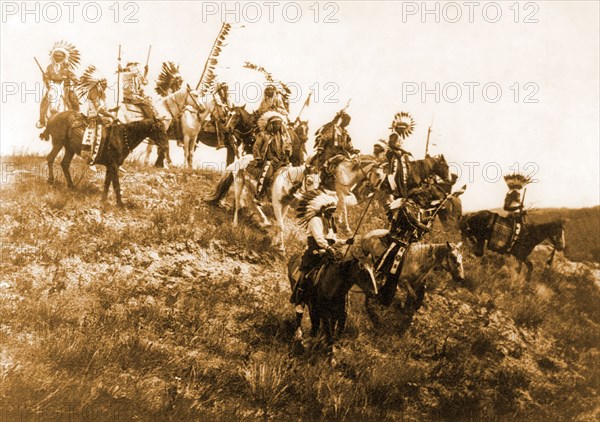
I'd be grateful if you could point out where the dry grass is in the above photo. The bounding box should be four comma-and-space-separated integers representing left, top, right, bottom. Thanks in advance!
0, 154, 598, 420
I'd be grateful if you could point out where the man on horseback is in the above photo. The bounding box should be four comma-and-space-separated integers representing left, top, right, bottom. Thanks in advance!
310, 109, 359, 186
77, 66, 116, 167
37, 42, 81, 128
257, 84, 288, 118
290, 191, 354, 309
503, 173, 531, 224
252, 111, 292, 201
386, 112, 416, 197
121, 62, 157, 120
210, 82, 233, 149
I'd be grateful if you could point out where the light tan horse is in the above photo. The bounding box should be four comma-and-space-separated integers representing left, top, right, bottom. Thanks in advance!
327, 155, 386, 233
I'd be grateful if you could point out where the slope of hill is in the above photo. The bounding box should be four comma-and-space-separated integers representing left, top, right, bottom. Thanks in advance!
1, 154, 598, 421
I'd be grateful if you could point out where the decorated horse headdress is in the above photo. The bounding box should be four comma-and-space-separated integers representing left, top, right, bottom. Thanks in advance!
76, 65, 107, 99
391, 112, 415, 139
374, 139, 388, 153
155, 61, 183, 96
49, 41, 80, 70
296, 190, 338, 228
504, 173, 532, 190
257, 111, 287, 132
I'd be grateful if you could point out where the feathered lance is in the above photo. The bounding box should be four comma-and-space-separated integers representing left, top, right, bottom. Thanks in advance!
196, 23, 231, 92
293, 93, 311, 124
144, 45, 152, 80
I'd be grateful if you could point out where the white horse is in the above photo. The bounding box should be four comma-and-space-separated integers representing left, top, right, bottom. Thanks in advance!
118, 85, 208, 168
326, 155, 386, 233
271, 164, 318, 252
207, 155, 318, 246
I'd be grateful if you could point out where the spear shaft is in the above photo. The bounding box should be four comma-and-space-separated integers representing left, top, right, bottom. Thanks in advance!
116, 45, 122, 109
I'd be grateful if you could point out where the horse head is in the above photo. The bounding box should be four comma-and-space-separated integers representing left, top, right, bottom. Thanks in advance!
185, 84, 206, 115
430, 154, 450, 182
344, 245, 379, 297
550, 219, 566, 251
443, 241, 465, 282
293, 119, 309, 143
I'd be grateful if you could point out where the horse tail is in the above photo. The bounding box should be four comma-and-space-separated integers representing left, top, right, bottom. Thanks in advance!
204, 172, 233, 203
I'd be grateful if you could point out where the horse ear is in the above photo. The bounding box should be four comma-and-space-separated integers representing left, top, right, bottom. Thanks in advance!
186, 83, 191, 90
446, 241, 451, 249
457, 241, 463, 249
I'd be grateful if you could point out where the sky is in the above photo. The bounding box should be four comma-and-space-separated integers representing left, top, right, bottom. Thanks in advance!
1, 0, 598, 211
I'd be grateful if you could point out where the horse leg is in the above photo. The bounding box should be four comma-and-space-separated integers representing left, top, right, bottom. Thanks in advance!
309, 306, 320, 337
111, 163, 123, 207
273, 200, 286, 252
233, 174, 242, 226
144, 143, 153, 165
323, 317, 335, 360
293, 304, 304, 340
364, 296, 382, 328
182, 136, 191, 169
525, 260, 533, 282
60, 149, 75, 189
46, 142, 62, 184
102, 166, 111, 202
187, 133, 197, 169
337, 194, 351, 233
336, 306, 347, 339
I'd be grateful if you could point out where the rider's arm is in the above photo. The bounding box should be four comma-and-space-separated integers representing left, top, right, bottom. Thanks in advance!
308, 217, 331, 250
252, 134, 265, 160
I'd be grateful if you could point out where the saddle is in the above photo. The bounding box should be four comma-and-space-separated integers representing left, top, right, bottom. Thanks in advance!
489, 215, 523, 253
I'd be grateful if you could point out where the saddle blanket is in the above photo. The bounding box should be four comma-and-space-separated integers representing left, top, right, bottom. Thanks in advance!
489, 216, 522, 253
375, 239, 409, 281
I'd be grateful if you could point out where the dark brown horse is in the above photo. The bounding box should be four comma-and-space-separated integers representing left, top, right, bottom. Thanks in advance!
41, 110, 168, 207
195, 105, 256, 165
460, 211, 566, 280
288, 249, 377, 358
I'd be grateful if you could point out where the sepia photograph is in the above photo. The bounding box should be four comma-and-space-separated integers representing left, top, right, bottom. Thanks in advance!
1, 0, 599, 420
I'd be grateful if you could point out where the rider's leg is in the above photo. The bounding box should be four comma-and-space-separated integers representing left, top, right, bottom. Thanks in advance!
255, 162, 271, 201
68, 89, 80, 111
38, 96, 49, 127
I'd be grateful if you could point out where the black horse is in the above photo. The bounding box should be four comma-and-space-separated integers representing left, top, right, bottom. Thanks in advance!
288, 250, 377, 357
195, 104, 256, 165
460, 210, 566, 280
41, 111, 168, 207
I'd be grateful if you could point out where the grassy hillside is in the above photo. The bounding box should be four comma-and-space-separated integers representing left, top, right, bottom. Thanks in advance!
1, 154, 598, 421
529, 207, 600, 263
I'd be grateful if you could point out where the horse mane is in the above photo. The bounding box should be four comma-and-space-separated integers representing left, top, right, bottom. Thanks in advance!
161, 87, 188, 105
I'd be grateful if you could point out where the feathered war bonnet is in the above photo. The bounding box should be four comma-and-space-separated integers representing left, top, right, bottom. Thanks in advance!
257, 111, 287, 132
296, 191, 338, 228
391, 112, 415, 139
504, 173, 532, 190
155, 61, 182, 96
76, 65, 107, 100
49, 41, 80, 69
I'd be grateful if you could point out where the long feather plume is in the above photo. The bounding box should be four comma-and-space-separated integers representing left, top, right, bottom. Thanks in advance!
196, 23, 232, 94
